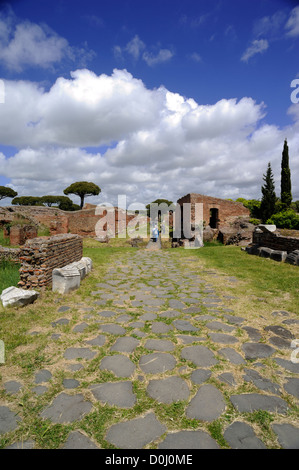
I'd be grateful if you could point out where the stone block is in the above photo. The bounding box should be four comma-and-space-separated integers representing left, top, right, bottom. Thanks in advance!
258, 224, 277, 232
52, 265, 81, 294
270, 250, 287, 262
0, 286, 39, 308
81, 257, 92, 273
285, 250, 299, 266
259, 247, 273, 258
245, 244, 260, 255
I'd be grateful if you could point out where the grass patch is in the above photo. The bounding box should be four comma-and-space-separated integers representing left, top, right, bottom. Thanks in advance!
0, 259, 20, 292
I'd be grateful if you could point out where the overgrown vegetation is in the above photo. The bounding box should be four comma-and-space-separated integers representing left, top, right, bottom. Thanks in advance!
0, 259, 20, 292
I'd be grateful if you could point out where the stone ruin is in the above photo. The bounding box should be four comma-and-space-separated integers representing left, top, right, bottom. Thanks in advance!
245, 225, 299, 266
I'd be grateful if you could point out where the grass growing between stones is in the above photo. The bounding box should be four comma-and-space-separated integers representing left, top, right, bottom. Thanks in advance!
1, 239, 299, 449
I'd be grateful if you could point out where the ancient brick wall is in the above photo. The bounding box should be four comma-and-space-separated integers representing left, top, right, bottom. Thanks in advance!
176, 193, 250, 237
9, 225, 38, 246
0, 246, 21, 263
18, 234, 83, 289
252, 229, 299, 253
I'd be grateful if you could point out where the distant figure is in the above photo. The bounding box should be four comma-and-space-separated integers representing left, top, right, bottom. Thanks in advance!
152, 225, 159, 242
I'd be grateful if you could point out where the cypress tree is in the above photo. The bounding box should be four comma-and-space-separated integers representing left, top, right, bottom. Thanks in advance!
260, 162, 276, 223
281, 138, 292, 207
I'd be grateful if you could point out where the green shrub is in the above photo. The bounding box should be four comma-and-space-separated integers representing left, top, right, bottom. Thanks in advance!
267, 209, 299, 229
249, 218, 261, 225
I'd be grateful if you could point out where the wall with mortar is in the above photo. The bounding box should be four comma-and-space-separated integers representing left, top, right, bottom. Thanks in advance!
176, 193, 250, 237
252, 229, 299, 253
18, 234, 83, 289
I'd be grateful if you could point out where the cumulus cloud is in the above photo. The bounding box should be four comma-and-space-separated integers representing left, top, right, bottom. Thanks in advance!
285, 6, 299, 37
241, 39, 269, 62
0, 68, 298, 206
114, 35, 174, 67
0, 12, 95, 72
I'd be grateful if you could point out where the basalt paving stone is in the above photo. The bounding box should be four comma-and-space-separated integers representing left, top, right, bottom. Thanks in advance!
3, 381, 22, 394
182, 307, 202, 314
89, 381, 136, 408
271, 423, 299, 449
144, 339, 175, 352
186, 384, 226, 422
72, 322, 89, 333
64, 347, 96, 360
283, 378, 299, 399
173, 320, 199, 332
51, 318, 70, 327
209, 333, 239, 345
264, 325, 294, 339
96, 310, 118, 318
110, 337, 140, 353
274, 358, 299, 374
57, 306, 71, 313
181, 345, 218, 367
146, 376, 190, 404
139, 352, 176, 374
158, 430, 220, 449
151, 322, 173, 334
99, 355, 136, 378
61, 431, 100, 449
230, 393, 289, 414
190, 368, 212, 385
129, 321, 145, 328
243, 368, 281, 394
33, 385, 48, 395
178, 334, 205, 343
116, 314, 131, 323
242, 342, 276, 360
195, 314, 216, 322
63, 379, 80, 389
242, 326, 262, 341
99, 324, 126, 335
35, 369, 52, 384
269, 336, 291, 349
85, 334, 106, 346
217, 372, 236, 386
218, 348, 245, 365
106, 412, 166, 449
5, 439, 36, 449
223, 314, 245, 325
139, 312, 157, 321
40, 393, 93, 424
205, 321, 235, 332
159, 310, 181, 319
168, 299, 186, 309
0, 406, 21, 435
223, 421, 267, 449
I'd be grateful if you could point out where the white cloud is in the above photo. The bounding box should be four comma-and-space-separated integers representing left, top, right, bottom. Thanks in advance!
0, 12, 95, 72
241, 39, 269, 63
142, 49, 174, 66
114, 35, 174, 67
125, 35, 146, 60
0, 68, 298, 206
285, 6, 299, 37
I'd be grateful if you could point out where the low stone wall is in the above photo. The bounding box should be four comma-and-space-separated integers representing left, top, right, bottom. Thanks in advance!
18, 234, 83, 289
0, 246, 21, 263
252, 226, 299, 253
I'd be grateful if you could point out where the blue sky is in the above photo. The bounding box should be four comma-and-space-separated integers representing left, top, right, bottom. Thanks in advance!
0, 0, 299, 207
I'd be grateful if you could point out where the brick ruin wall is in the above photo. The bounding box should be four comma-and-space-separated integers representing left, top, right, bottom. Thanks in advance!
18, 234, 83, 289
0, 206, 136, 238
252, 230, 299, 253
176, 193, 250, 237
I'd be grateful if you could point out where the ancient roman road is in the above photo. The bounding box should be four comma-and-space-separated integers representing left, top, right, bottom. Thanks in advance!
1, 248, 299, 449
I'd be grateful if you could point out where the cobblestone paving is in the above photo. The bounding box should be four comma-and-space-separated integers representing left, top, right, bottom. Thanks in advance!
1, 249, 299, 449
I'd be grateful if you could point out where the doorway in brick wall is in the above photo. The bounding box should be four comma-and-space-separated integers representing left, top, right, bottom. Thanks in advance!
209, 208, 219, 229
